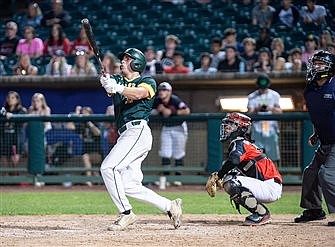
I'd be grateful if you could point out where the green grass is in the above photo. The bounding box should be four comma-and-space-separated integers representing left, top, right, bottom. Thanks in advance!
0, 190, 309, 216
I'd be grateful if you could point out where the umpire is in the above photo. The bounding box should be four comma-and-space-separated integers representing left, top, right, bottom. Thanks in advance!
294, 50, 335, 226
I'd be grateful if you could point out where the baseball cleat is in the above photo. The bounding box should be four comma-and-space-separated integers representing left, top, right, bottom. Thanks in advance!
243, 212, 272, 226
294, 209, 326, 223
168, 198, 182, 229
107, 211, 137, 231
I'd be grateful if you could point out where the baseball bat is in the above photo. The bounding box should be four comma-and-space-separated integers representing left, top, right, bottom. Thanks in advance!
81, 18, 112, 96
81, 18, 105, 74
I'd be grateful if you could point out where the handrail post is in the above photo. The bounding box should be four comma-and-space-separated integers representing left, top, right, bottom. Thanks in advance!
28, 121, 45, 175
207, 118, 222, 173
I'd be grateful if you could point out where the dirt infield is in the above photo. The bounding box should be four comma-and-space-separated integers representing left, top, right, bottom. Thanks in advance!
1, 214, 334, 247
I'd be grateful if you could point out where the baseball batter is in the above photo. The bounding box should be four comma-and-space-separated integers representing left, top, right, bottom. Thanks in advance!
206, 113, 282, 226
99, 48, 182, 231
294, 50, 335, 226
152, 82, 190, 176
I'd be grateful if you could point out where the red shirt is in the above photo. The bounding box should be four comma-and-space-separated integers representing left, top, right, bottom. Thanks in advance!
43, 38, 71, 56
164, 65, 189, 74
70, 39, 92, 54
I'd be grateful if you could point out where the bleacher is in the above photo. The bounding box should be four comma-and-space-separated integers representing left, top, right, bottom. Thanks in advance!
0, 0, 334, 75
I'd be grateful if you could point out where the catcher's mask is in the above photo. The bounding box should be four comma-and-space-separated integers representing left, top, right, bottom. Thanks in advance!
220, 112, 251, 142
118, 48, 146, 73
306, 50, 335, 86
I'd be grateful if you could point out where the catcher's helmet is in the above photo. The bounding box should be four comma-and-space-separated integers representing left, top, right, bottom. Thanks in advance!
118, 48, 146, 73
220, 112, 251, 142
306, 50, 335, 85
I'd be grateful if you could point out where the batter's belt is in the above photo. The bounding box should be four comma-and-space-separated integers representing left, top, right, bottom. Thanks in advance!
118, 120, 147, 135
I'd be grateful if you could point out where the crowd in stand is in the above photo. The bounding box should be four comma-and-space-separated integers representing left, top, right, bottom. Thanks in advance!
0, 0, 334, 76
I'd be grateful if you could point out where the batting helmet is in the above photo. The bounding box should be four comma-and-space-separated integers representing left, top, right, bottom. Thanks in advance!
220, 112, 251, 142
118, 48, 146, 73
306, 50, 335, 85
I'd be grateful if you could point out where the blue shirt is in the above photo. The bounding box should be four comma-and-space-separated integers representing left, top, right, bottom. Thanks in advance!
304, 77, 335, 144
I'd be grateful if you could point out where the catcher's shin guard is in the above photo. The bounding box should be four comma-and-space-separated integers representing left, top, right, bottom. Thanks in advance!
223, 179, 268, 216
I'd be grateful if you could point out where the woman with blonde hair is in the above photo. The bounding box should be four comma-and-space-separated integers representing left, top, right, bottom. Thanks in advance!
45, 49, 71, 76
71, 49, 97, 76
318, 30, 333, 50
28, 93, 52, 132
102, 51, 120, 74
271, 38, 287, 72
13, 54, 38, 75
20, 2, 43, 29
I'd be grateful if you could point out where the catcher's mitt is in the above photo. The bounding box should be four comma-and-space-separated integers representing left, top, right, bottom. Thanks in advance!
205, 172, 224, 197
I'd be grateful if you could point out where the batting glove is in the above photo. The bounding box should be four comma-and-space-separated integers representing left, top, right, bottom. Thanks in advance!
99, 74, 124, 94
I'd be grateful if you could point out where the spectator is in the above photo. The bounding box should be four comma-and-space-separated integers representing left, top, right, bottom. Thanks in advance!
102, 105, 118, 157
151, 82, 191, 178
301, 34, 318, 64
0, 91, 27, 176
217, 45, 244, 73
273, 0, 300, 28
285, 47, 307, 72
71, 49, 97, 76
43, 23, 71, 56
193, 52, 217, 74
255, 27, 273, 51
327, 42, 335, 55
28, 93, 52, 132
20, 2, 43, 30
157, 34, 181, 68
41, 0, 71, 28
102, 51, 121, 74
45, 49, 71, 76
143, 46, 163, 75
251, 0, 276, 28
253, 47, 273, 73
0, 61, 6, 75
241, 37, 258, 72
71, 106, 103, 185
70, 26, 94, 57
209, 37, 225, 69
247, 74, 282, 165
0, 21, 19, 59
13, 54, 38, 76
300, 0, 327, 26
318, 30, 333, 50
16, 26, 43, 58
271, 38, 287, 72
221, 28, 243, 54
163, 50, 189, 74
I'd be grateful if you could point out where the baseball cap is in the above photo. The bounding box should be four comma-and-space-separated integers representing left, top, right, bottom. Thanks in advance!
224, 28, 237, 37
305, 34, 318, 43
165, 34, 180, 45
158, 82, 172, 91
6, 21, 17, 30
256, 74, 271, 89
54, 49, 65, 56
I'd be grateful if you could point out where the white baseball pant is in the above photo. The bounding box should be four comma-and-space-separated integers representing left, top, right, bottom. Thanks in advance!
100, 120, 171, 213
237, 176, 282, 203
159, 122, 188, 159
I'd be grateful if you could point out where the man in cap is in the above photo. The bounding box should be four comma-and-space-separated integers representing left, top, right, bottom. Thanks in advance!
152, 82, 191, 182
247, 74, 282, 165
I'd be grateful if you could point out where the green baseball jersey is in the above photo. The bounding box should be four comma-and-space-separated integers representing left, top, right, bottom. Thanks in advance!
112, 74, 157, 129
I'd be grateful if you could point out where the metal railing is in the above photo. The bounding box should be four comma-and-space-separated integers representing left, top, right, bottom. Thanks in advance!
0, 112, 313, 185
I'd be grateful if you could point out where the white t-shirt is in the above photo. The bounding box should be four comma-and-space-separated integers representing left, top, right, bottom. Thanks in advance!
300, 5, 326, 23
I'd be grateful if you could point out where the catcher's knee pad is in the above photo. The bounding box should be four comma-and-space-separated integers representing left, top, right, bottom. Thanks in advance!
223, 178, 268, 215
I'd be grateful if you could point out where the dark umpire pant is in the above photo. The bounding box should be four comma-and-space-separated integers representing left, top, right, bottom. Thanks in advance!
300, 144, 335, 213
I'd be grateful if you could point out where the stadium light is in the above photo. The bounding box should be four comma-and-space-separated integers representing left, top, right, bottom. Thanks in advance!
219, 96, 295, 112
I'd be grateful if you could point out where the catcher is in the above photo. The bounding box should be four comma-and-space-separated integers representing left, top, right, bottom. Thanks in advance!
206, 112, 282, 226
